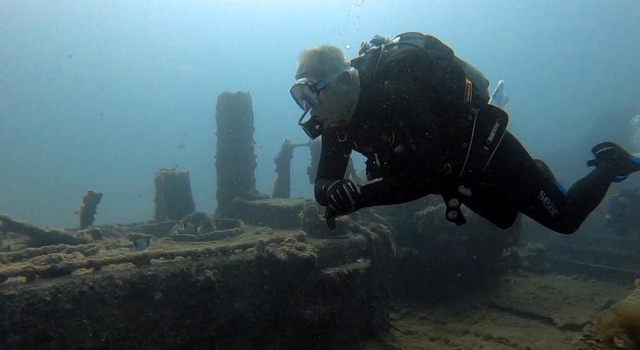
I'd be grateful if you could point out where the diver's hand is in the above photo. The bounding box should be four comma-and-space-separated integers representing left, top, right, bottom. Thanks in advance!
323, 179, 360, 229
326, 179, 360, 214
325, 209, 337, 230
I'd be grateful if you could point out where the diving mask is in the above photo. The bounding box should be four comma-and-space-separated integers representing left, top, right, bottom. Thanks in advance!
290, 78, 327, 139
290, 78, 327, 112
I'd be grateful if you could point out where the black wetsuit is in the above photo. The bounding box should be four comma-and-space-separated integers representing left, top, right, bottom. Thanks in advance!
314, 36, 616, 234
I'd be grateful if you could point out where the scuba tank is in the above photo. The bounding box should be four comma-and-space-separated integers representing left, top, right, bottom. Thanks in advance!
359, 32, 490, 108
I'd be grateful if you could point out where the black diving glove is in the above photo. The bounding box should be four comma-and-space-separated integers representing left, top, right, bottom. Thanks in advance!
323, 179, 361, 229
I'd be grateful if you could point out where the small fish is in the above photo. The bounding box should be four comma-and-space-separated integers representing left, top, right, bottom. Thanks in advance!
489, 80, 509, 108
175, 222, 196, 235
177, 143, 186, 149
130, 238, 151, 251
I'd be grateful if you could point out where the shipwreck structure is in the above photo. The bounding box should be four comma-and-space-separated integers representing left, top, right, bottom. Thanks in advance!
214, 91, 267, 217
79, 189, 103, 229
153, 169, 195, 221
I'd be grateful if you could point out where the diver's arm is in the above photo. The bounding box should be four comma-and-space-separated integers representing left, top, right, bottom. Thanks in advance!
355, 175, 432, 209
314, 127, 352, 206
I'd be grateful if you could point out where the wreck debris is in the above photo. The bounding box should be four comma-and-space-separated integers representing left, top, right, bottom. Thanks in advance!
232, 197, 308, 228
171, 216, 243, 242
153, 169, 195, 221
1, 243, 100, 263
0, 214, 91, 247
123, 221, 179, 238
0, 232, 303, 283
272, 139, 309, 198
171, 228, 242, 242
0, 221, 393, 350
79, 189, 103, 229
214, 91, 267, 218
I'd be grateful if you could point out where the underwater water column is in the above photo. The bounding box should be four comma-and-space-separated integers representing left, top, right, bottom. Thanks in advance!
214, 91, 259, 217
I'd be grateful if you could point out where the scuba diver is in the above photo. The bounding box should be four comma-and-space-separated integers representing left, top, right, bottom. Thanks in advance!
289, 32, 640, 234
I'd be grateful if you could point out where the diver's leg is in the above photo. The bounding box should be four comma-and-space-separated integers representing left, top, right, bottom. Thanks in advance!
462, 132, 530, 229
461, 183, 520, 229
485, 133, 614, 234
529, 142, 640, 233
529, 161, 614, 234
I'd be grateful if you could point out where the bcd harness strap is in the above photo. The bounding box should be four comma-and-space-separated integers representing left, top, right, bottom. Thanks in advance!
391, 33, 510, 225
440, 104, 509, 225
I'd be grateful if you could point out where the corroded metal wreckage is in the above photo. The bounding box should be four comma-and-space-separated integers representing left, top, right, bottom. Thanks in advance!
0, 209, 395, 349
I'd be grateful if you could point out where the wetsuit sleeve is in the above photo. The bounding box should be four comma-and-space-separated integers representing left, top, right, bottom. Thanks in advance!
356, 175, 434, 209
314, 127, 351, 206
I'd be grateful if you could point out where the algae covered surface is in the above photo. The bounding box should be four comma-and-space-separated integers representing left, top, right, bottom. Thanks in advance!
0, 211, 638, 350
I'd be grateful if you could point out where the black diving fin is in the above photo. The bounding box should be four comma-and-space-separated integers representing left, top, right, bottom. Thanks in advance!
587, 142, 640, 182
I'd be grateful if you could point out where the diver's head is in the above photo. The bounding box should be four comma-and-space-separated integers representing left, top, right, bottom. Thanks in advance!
290, 45, 360, 138
295, 45, 350, 81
